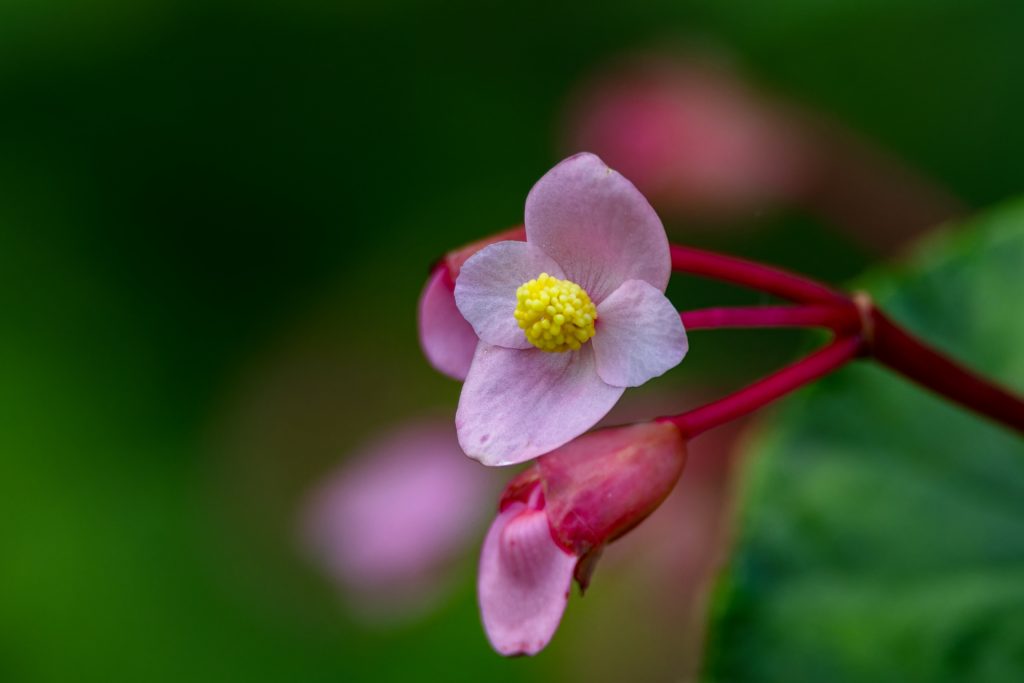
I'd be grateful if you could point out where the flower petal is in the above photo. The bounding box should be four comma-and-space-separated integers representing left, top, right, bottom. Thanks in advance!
524, 152, 670, 302
478, 502, 577, 656
592, 279, 688, 387
454, 241, 566, 349
444, 224, 526, 279
418, 267, 478, 380
457, 343, 625, 466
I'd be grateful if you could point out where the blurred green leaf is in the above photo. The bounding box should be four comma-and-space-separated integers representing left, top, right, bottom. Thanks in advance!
705, 200, 1024, 682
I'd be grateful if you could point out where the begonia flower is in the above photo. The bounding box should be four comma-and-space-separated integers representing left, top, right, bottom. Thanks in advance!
454, 153, 689, 466
418, 226, 525, 380
478, 421, 687, 655
301, 420, 498, 620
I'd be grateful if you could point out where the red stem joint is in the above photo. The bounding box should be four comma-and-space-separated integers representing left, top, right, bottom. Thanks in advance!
665, 244, 1024, 437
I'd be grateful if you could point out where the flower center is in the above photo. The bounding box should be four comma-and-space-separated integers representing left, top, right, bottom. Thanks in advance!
514, 273, 597, 352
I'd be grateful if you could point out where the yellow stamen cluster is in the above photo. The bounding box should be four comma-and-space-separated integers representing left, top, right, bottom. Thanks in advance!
514, 273, 597, 352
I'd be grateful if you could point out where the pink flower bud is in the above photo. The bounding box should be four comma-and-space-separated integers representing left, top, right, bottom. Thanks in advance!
540, 421, 688, 571
479, 421, 687, 655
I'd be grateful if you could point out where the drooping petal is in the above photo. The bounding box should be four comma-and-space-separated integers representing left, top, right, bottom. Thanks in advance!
456, 343, 625, 466
524, 152, 670, 302
478, 501, 577, 656
454, 241, 566, 349
592, 279, 688, 387
418, 267, 478, 380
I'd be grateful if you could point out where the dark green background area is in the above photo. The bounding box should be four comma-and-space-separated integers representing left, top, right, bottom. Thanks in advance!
1, 1, 1022, 681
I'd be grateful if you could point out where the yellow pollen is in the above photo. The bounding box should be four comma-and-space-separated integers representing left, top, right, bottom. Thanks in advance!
513, 273, 597, 352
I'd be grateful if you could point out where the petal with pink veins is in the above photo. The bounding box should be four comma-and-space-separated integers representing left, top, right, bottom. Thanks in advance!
478, 501, 577, 656
418, 267, 478, 380
592, 279, 688, 387
455, 241, 566, 349
456, 343, 625, 466
524, 152, 670, 302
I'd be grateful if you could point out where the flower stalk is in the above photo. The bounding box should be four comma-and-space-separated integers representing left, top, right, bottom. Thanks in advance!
865, 303, 1024, 433
661, 336, 863, 438
680, 304, 860, 333
666, 244, 1024, 436
670, 243, 846, 304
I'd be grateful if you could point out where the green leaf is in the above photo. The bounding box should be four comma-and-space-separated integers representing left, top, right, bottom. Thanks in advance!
705, 200, 1024, 682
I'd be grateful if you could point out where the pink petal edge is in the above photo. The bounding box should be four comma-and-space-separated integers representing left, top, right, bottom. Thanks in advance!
524, 152, 670, 303
418, 267, 478, 380
454, 241, 566, 349
456, 343, 625, 466
592, 279, 689, 387
478, 501, 577, 656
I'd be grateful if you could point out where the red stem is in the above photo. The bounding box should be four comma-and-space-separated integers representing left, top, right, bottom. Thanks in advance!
662, 336, 863, 438
867, 307, 1024, 435
670, 244, 847, 304
681, 304, 860, 333
667, 243, 1023, 435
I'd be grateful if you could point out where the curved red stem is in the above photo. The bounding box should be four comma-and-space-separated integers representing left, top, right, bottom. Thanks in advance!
666, 243, 1023, 437
866, 307, 1024, 434
670, 244, 846, 304
681, 304, 860, 333
662, 336, 863, 438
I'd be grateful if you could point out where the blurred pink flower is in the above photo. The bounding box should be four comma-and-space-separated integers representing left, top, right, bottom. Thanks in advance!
301, 420, 497, 619
455, 153, 688, 466
478, 421, 688, 655
564, 56, 962, 250
565, 60, 811, 220
418, 225, 525, 381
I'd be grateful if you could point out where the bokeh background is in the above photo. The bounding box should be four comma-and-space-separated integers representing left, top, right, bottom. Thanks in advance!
3, 1, 1023, 681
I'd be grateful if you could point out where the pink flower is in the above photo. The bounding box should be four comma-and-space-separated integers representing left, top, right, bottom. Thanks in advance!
454, 153, 689, 466
564, 59, 812, 221
564, 55, 961, 250
301, 420, 498, 619
418, 226, 525, 380
478, 421, 688, 655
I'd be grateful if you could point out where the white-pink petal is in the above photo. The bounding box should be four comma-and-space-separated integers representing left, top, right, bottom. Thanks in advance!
592, 279, 688, 387
418, 267, 478, 380
478, 502, 577, 656
456, 343, 625, 466
524, 152, 671, 303
454, 240, 566, 350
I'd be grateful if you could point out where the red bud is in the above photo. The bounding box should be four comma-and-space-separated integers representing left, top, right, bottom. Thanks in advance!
539, 421, 687, 558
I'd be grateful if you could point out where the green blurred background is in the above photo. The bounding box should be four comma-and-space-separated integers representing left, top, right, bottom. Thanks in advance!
2, 0, 1023, 681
